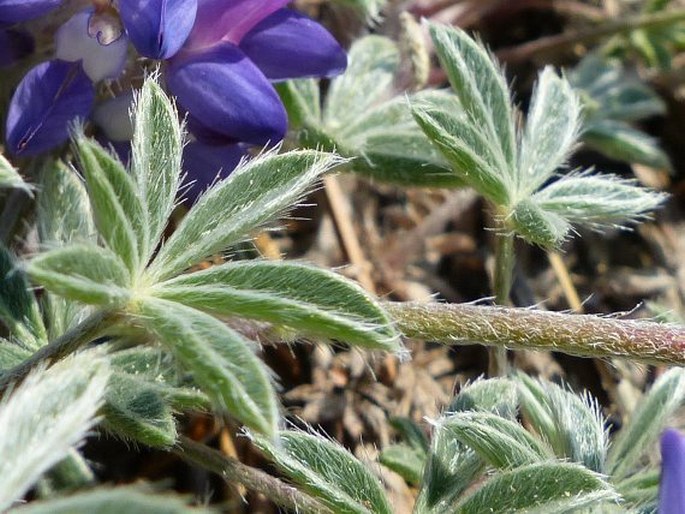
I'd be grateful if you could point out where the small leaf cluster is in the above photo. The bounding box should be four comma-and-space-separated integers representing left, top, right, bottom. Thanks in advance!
279, 35, 464, 188
570, 53, 671, 170
413, 23, 665, 247
0, 75, 402, 453
259, 370, 685, 514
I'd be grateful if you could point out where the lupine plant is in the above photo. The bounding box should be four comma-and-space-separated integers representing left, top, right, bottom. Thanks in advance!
2, 3, 685, 514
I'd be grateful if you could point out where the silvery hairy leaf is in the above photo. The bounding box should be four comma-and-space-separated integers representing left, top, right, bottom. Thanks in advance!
28, 244, 131, 306
0, 351, 109, 511
130, 75, 183, 262
454, 462, 619, 513
0, 153, 30, 191
149, 150, 342, 281
135, 298, 279, 437
253, 430, 393, 514
517, 66, 582, 196
438, 411, 552, 469
427, 22, 517, 185
73, 134, 145, 275
532, 173, 666, 230
36, 161, 95, 337
10, 486, 211, 513
517, 374, 608, 473
151, 260, 402, 352
607, 367, 685, 479
379, 443, 425, 485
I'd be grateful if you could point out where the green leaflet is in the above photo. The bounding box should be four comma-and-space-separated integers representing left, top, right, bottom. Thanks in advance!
0, 351, 110, 511
583, 120, 671, 170
134, 298, 279, 437
428, 22, 516, 180
36, 161, 95, 337
532, 173, 665, 229
517, 67, 582, 196
0, 153, 30, 191
152, 260, 402, 352
454, 462, 618, 513
28, 244, 131, 306
439, 411, 552, 469
73, 135, 145, 274
10, 487, 211, 514
130, 76, 183, 260
253, 430, 393, 514
517, 374, 608, 473
149, 150, 341, 281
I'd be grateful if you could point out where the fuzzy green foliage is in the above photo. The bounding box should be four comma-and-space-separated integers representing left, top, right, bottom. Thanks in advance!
414, 24, 666, 248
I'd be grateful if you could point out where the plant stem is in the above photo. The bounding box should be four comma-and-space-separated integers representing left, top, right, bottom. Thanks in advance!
496, 8, 685, 64
385, 302, 685, 365
489, 228, 515, 376
174, 436, 333, 514
0, 309, 121, 392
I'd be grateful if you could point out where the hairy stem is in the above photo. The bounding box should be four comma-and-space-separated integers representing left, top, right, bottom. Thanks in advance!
175, 436, 333, 514
386, 302, 685, 365
497, 8, 685, 64
489, 227, 515, 376
0, 309, 121, 392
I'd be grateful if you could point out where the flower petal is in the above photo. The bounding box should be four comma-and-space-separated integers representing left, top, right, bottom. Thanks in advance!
92, 91, 135, 142
119, 0, 197, 59
182, 141, 247, 203
660, 428, 685, 514
240, 9, 346, 82
167, 42, 286, 146
184, 0, 288, 50
0, 0, 61, 25
55, 9, 128, 82
6, 60, 95, 156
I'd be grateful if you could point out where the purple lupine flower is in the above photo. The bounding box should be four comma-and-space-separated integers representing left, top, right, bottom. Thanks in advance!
4, 0, 346, 188
660, 428, 685, 513
5, 5, 129, 156
166, 0, 347, 146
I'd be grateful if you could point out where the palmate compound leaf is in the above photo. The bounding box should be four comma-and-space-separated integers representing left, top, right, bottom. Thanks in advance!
151, 260, 402, 352
0, 351, 110, 511
130, 75, 183, 261
517, 374, 608, 473
73, 134, 146, 275
0, 243, 46, 349
148, 150, 343, 282
454, 461, 619, 514
10, 486, 211, 514
252, 430, 393, 514
28, 244, 131, 306
427, 22, 516, 187
438, 411, 552, 469
415, 378, 518, 513
280, 36, 461, 188
607, 367, 685, 479
134, 297, 279, 437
